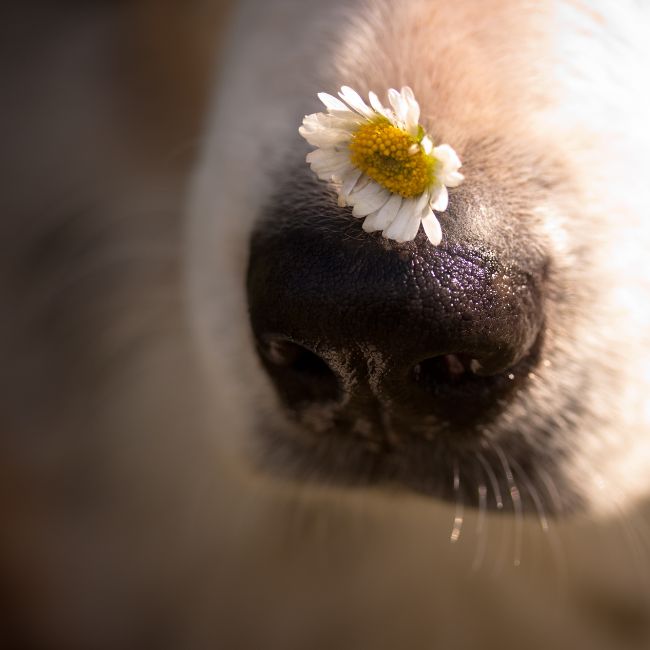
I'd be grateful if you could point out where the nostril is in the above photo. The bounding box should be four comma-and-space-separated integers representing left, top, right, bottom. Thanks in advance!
408, 336, 542, 427
262, 338, 331, 378
412, 354, 478, 387
410, 353, 502, 426
258, 336, 340, 405
264, 338, 316, 369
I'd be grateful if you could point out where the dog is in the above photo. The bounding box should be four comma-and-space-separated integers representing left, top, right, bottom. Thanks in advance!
2, 0, 650, 648
187, 0, 650, 646
190, 0, 650, 517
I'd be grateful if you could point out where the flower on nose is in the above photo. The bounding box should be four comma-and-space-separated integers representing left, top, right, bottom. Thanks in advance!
299, 86, 464, 245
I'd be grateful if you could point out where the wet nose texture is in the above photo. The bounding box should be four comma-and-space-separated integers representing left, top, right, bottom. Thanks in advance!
247, 170, 547, 430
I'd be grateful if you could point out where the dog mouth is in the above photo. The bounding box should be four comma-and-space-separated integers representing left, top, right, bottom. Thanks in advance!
253, 329, 565, 513
258, 413, 567, 516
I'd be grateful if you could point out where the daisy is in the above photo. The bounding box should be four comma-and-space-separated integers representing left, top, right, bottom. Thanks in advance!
298, 86, 464, 245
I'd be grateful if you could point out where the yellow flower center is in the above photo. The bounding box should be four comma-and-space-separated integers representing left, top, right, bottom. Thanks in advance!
348, 119, 435, 198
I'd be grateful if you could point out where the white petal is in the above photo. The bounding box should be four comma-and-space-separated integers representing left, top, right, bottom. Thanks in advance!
311, 164, 346, 180
300, 131, 349, 147
325, 110, 365, 124
339, 86, 375, 118
421, 209, 443, 245
308, 151, 351, 179
401, 86, 418, 110
349, 177, 381, 201
433, 144, 462, 171
388, 88, 407, 124
318, 92, 349, 112
312, 169, 346, 183
383, 198, 416, 241
400, 209, 423, 242
300, 116, 359, 146
308, 156, 347, 173
361, 211, 382, 232
368, 92, 398, 122
414, 188, 431, 215
301, 112, 356, 132
322, 116, 360, 132
299, 127, 351, 147
389, 190, 428, 242
306, 149, 347, 166
421, 135, 433, 155
362, 193, 402, 231
441, 171, 465, 188
341, 167, 363, 197
401, 86, 420, 136
368, 91, 387, 116
349, 175, 370, 194
313, 162, 351, 182
352, 186, 391, 217
309, 154, 350, 173
430, 184, 449, 212
348, 185, 382, 212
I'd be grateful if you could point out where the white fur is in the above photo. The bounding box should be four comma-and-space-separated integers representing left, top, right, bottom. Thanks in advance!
189, 0, 650, 513
185, 1, 650, 646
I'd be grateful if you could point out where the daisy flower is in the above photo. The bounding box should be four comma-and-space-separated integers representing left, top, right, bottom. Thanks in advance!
298, 86, 464, 245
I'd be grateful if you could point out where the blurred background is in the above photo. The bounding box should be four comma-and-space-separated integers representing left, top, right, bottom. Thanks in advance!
1, 0, 233, 434
0, 2, 234, 647
2, 3, 650, 649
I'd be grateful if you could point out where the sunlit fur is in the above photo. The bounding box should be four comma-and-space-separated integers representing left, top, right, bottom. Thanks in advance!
189, 0, 650, 517
185, 4, 650, 645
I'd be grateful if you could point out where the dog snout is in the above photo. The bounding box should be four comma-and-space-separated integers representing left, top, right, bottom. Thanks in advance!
247, 167, 547, 429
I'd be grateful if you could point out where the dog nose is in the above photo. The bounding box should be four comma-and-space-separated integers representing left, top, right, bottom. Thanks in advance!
247, 178, 546, 427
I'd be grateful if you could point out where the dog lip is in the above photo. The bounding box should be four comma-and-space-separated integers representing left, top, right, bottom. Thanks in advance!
257, 407, 579, 516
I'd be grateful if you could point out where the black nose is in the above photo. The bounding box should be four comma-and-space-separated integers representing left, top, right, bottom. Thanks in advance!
247, 170, 546, 430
